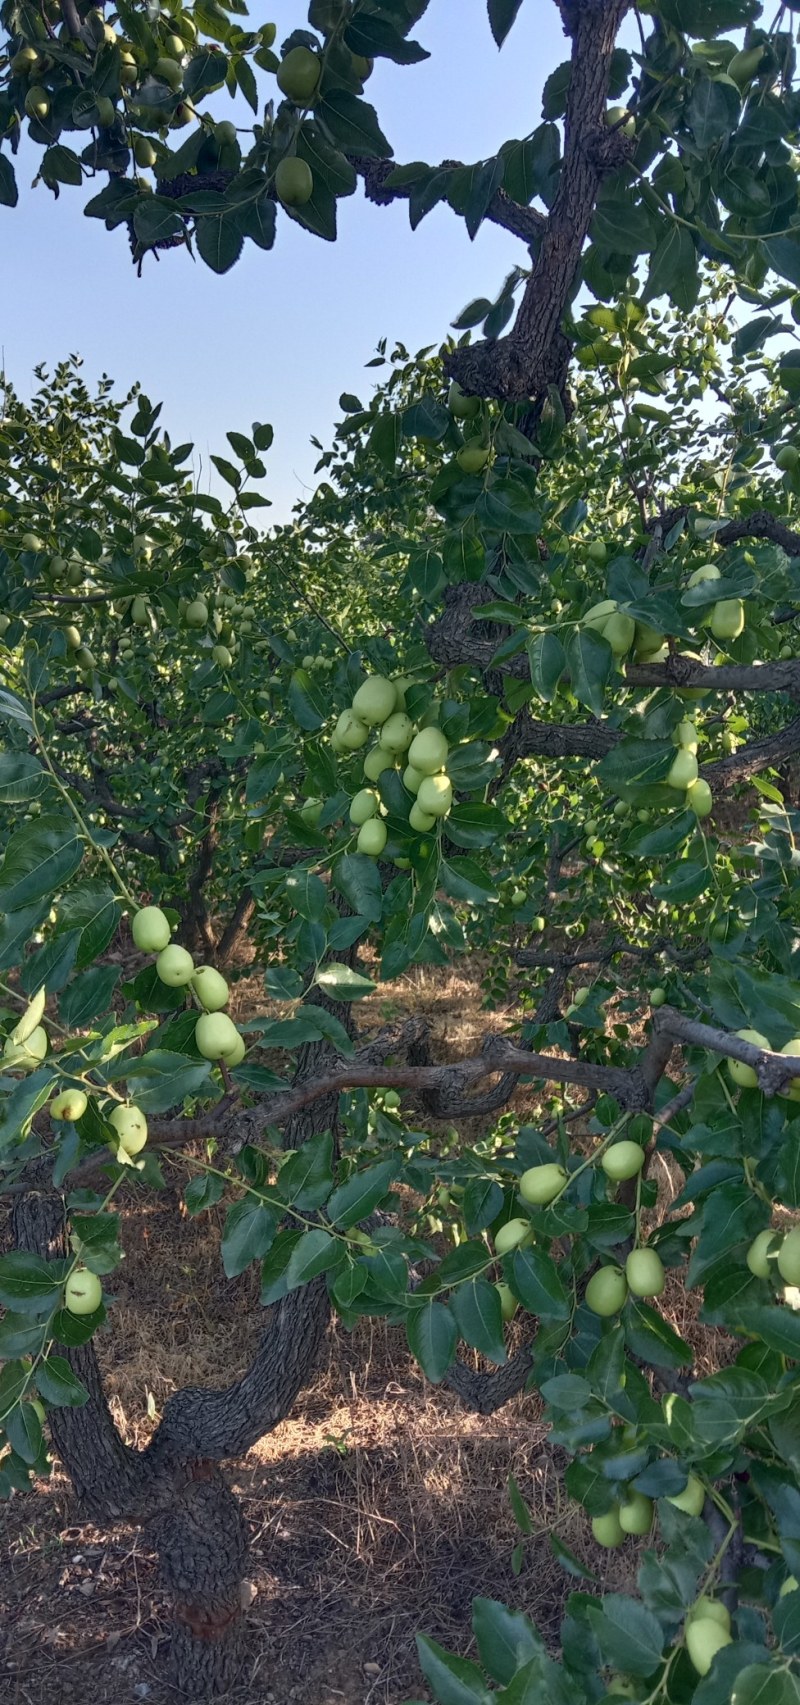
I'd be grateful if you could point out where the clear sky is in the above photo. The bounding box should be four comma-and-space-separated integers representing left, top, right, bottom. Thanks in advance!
1, 2, 582, 521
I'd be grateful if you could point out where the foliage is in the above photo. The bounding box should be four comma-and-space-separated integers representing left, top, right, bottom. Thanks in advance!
2, 0, 800, 1699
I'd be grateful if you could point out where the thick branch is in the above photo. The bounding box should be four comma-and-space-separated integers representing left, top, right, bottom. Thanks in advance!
352, 155, 546, 246
446, 0, 632, 401
655, 1007, 798, 1097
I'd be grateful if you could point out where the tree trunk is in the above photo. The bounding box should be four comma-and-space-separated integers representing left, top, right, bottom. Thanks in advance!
10, 997, 362, 1695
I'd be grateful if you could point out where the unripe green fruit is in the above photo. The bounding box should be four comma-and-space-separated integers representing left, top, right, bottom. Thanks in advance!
184, 598, 208, 627
780, 644, 794, 660
604, 612, 635, 656
191, 966, 229, 1011
601, 1142, 646, 1182
746, 1228, 778, 1278
335, 710, 369, 750
775, 445, 800, 471
618, 1491, 653, 1535
155, 944, 195, 986
276, 45, 321, 101
222, 1031, 246, 1067
64, 1269, 102, 1315
605, 104, 635, 135
349, 788, 379, 826
649, 987, 666, 1008
300, 798, 323, 827
686, 1618, 732, 1676
25, 85, 50, 120
591, 1509, 625, 1548
11, 46, 40, 74
778, 1227, 800, 1286
215, 119, 237, 146
109, 1102, 148, 1154
727, 45, 764, 87
448, 381, 480, 420
495, 1280, 518, 1322
195, 1011, 241, 1060
132, 905, 171, 952
416, 774, 453, 817
687, 778, 713, 817
409, 803, 436, 833
519, 1163, 567, 1205
134, 134, 158, 168
667, 748, 698, 789
74, 646, 95, 671
688, 1597, 731, 1632
154, 55, 182, 89
357, 818, 387, 857
494, 1217, 532, 1256
51, 1088, 88, 1122
585, 1266, 628, 1316
780, 1577, 799, 1598
23, 530, 44, 552
275, 157, 314, 207
379, 712, 414, 754
132, 595, 149, 626
688, 563, 720, 587
403, 764, 424, 795
212, 645, 233, 668
779, 1038, 800, 1102
510, 888, 526, 906
710, 598, 745, 642
583, 598, 617, 632
625, 1247, 665, 1298
587, 540, 607, 565
352, 675, 398, 725
408, 728, 449, 775
727, 1028, 770, 1089
667, 1473, 704, 1516
457, 443, 491, 474
677, 719, 697, 752
363, 746, 395, 783
350, 51, 373, 79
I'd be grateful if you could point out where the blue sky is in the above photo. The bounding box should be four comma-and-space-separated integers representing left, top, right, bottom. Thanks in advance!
2, 3, 586, 520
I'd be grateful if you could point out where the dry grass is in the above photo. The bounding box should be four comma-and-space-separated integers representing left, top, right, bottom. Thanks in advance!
1, 954, 731, 1705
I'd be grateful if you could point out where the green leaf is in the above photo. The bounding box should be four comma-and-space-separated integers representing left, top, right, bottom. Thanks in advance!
0, 153, 19, 208
183, 1173, 225, 1215
0, 816, 83, 911
59, 965, 120, 1029
133, 196, 184, 247
327, 1160, 397, 1228
5, 1401, 43, 1465
407, 1300, 457, 1383
416, 1634, 493, 1705
288, 668, 327, 731
344, 17, 429, 64
645, 224, 699, 311
451, 1279, 507, 1365
285, 1227, 342, 1288
277, 1129, 334, 1209
0, 1252, 63, 1315
333, 853, 383, 922
57, 882, 121, 968
733, 1668, 800, 1705
511, 1246, 570, 1320
0, 755, 48, 806
586, 1593, 665, 1676
590, 197, 656, 255
507, 1472, 533, 1533
623, 1299, 693, 1368
117, 1050, 212, 1113
35, 1355, 88, 1408
221, 1198, 277, 1277
528, 631, 565, 701
318, 90, 392, 158
183, 47, 228, 98
471, 1598, 542, 1686
623, 811, 696, 857
686, 76, 740, 149
736, 1305, 800, 1360
598, 738, 675, 798
463, 1178, 504, 1235
313, 962, 376, 1000
565, 628, 612, 715
195, 215, 244, 274
445, 804, 506, 851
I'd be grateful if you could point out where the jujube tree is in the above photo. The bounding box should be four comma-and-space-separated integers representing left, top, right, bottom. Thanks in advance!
2, 1, 800, 1701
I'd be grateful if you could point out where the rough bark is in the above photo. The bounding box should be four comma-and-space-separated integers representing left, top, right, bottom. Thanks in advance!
446, 0, 632, 401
